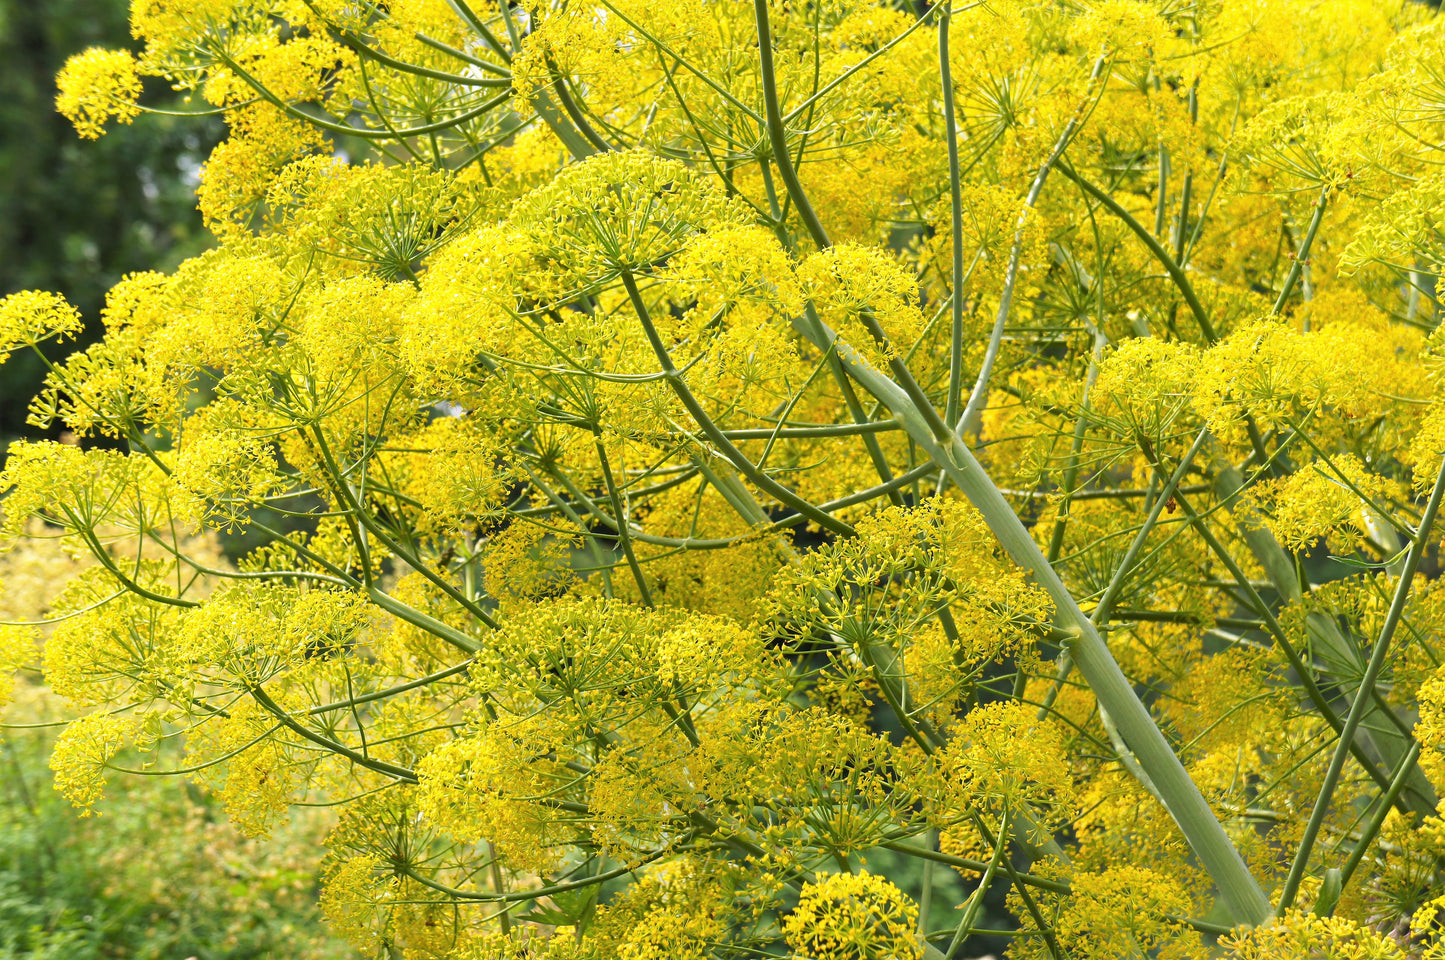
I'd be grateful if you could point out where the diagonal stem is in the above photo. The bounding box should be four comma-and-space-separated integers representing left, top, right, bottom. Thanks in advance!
786, 312, 1273, 925
1276, 453, 1445, 913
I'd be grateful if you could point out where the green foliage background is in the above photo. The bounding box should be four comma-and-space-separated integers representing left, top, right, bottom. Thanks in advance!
0, 0, 219, 448
0, 3, 348, 957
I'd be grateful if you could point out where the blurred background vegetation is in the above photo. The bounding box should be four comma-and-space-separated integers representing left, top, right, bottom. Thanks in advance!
0, 0, 220, 449
1, 685, 350, 960
0, 2, 351, 956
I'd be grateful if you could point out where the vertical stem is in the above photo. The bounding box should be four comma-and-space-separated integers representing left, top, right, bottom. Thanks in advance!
753, 0, 831, 250
957, 55, 1108, 436
487, 841, 512, 935
591, 429, 653, 607
1045, 330, 1108, 563
919, 828, 937, 942
939, 1, 967, 429
1332, 741, 1422, 902
1154, 145, 1170, 238
943, 808, 1010, 959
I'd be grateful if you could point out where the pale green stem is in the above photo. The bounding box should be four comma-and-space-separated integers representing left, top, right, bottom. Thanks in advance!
957, 55, 1108, 437
944, 808, 1011, 959
787, 313, 1273, 926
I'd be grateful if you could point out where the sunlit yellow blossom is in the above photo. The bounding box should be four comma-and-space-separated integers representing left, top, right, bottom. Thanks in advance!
1223, 910, 1407, 959
56, 47, 143, 139
49, 711, 138, 813
783, 871, 921, 960
0, 290, 85, 363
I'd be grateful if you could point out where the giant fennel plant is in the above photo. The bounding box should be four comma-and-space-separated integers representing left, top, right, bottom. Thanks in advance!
7, 0, 1445, 956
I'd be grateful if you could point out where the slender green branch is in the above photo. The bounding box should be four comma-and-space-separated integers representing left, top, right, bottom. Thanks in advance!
753, 0, 831, 250
944, 807, 1010, 959
957, 55, 1109, 435
249, 684, 418, 783
621, 268, 856, 537
1056, 162, 1218, 343
592, 429, 654, 606
1332, 741, 1423, 903
308, 660, 473, 716
1277, 453, 1445, 913
1272, 185, 1330, 314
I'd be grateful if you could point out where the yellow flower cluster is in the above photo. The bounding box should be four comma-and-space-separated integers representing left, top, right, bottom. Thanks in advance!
55, 47, 143, 139
49, 711, 138, 813
783, 871, 921, 960
20, 0, 1445, 955
0, 290, 85, 363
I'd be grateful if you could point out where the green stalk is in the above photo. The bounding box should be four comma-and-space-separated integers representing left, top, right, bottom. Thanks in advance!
1332, 741, 1422, 903
753, 0, 831, 250
939, 2, 967, 429
591, 429, 654, 606
1215, 466, 1435, 813
1272, 185, 1329, 314
1044, 330, 1108, 563
787, 315, 1273, 926
621, 269, 856, 537
957, 58, 1108, 435
1156, 465, 1406, 804
944, 808, 1011, 959
1277, 454, 1445, 913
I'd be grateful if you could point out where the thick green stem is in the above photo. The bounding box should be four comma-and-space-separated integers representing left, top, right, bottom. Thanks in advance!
787, 314, 1273, 926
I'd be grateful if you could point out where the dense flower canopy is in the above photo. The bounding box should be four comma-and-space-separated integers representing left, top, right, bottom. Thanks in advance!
8, 0, 1445, 956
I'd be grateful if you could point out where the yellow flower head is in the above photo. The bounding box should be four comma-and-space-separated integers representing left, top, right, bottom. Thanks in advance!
783, 871, 921, 960
49, 711, 139, 813
56, 47, 143, 139
0, 290, 85, 363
